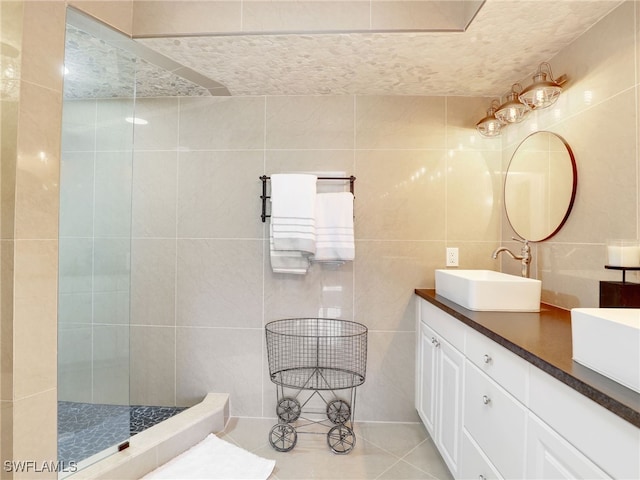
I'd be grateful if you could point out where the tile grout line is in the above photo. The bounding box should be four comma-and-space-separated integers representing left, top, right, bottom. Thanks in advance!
360, 430, 446, 480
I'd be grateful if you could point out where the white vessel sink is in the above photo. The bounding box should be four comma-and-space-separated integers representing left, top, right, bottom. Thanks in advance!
435, 269, 541, 312
571, 308, 640, 394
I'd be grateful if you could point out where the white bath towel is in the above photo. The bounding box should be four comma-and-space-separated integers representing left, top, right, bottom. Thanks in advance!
142, 433, 275, 480
313, 192, 355, 263
270, 173, 317, 254
269, 224, 311, 274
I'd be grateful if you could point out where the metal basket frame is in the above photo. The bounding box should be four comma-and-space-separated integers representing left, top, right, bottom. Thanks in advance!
266, 318, 367, 390
265, 318, 368, 454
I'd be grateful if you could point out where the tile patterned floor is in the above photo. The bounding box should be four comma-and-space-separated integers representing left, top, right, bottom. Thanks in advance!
218, 417, 454, 480
58, 402, 187, 465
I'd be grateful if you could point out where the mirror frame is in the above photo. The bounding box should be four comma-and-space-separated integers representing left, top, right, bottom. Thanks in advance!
504, 131, 577, 242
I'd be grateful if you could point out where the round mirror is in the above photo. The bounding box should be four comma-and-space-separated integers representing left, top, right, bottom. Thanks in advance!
504, 131, 577, 242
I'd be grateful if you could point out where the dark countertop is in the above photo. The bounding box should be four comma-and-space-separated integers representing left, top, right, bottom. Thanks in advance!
415, 289, 640, 428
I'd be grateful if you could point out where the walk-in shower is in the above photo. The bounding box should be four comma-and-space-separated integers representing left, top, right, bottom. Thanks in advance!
57, 10, 195, 472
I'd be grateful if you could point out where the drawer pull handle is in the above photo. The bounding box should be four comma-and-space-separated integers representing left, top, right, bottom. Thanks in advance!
482, 395, 491, 405
483, 354, 492, 364
431, 337, 440, 348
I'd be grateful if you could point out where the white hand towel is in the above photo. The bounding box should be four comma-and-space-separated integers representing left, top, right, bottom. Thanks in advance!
314, 192, 355, 262
270, 173, 317, 254
269, 224, 310, 274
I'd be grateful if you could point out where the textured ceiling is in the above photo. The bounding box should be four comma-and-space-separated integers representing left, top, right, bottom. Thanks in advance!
136, 0, 622, 97
63, 24, 217, 99
64, 1, 623, 99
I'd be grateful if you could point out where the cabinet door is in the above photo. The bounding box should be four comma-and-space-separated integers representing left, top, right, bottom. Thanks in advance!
529, 367, 639, 480
526, 413, 611, 479
460, 430, 503, 480
417, 320, 438, 437
436, 336, 464, 477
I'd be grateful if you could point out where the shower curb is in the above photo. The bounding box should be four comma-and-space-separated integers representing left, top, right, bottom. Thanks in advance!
65, 393, 229, 480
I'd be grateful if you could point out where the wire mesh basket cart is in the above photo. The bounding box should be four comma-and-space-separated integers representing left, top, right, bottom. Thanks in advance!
265, 318, 368, 454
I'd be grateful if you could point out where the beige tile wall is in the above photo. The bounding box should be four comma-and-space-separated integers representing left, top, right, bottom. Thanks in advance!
124, 94, 501, 421
1, 1, 65, 478
499, 0, 640, 309
0, 0, 22, 472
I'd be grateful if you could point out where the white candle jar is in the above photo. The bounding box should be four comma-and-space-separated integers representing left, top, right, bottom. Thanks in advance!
606, 239, 640, 267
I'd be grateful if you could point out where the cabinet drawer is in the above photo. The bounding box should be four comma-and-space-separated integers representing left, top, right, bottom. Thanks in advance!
464, 361, 527, 480
419, 300, 466, 352
460, 430, 503, 480
465, 327, 529, 403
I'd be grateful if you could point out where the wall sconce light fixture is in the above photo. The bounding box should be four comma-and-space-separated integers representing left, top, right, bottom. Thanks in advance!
519, 62, 567, 110
476, 62, 567, 137
495, 84, 530, 124
475, 100, 503, 138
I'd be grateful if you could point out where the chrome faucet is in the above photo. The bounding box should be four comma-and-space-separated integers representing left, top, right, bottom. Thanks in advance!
492, 237, 531, 278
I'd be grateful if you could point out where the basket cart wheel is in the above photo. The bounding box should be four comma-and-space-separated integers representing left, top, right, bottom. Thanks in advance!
327, 424, 356, 454
276, 397, 301, 422
269, 423, 297, 452
326, 399, 351, 424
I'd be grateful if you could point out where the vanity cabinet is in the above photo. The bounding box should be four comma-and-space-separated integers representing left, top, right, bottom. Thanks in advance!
416, 300, 465, 478
415, 295, 639, 480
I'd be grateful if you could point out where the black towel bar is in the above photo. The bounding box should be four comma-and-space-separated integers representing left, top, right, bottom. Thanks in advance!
259, 175, 356, 222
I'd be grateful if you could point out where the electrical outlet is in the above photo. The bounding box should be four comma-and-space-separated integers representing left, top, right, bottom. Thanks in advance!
446, 247, 459, 267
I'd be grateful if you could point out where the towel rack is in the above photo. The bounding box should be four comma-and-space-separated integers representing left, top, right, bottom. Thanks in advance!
260, 175, 356, 222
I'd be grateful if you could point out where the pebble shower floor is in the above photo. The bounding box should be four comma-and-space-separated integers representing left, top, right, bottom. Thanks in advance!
58, 401, 187, 464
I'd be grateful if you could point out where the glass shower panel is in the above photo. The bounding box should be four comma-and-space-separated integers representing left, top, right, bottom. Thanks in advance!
58, 9, 134, 470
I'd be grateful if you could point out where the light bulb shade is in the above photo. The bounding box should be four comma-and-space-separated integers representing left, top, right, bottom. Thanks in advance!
519, 71, 563, 109
495, 92, 531, 124
475, 107, 502, 137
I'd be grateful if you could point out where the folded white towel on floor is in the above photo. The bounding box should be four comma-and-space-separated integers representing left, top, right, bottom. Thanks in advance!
270, 173, 317, 255
313, 192, 355, 263
142, 433, 275, 480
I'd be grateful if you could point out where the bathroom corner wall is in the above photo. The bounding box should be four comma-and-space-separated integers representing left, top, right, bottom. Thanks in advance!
1, 1, 65, 478
499, 0, 639, 309
128, 94, 501, 422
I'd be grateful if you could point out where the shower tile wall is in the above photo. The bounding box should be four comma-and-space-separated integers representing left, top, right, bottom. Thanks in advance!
126, 94, 501, 421
59, 98, 133, 406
